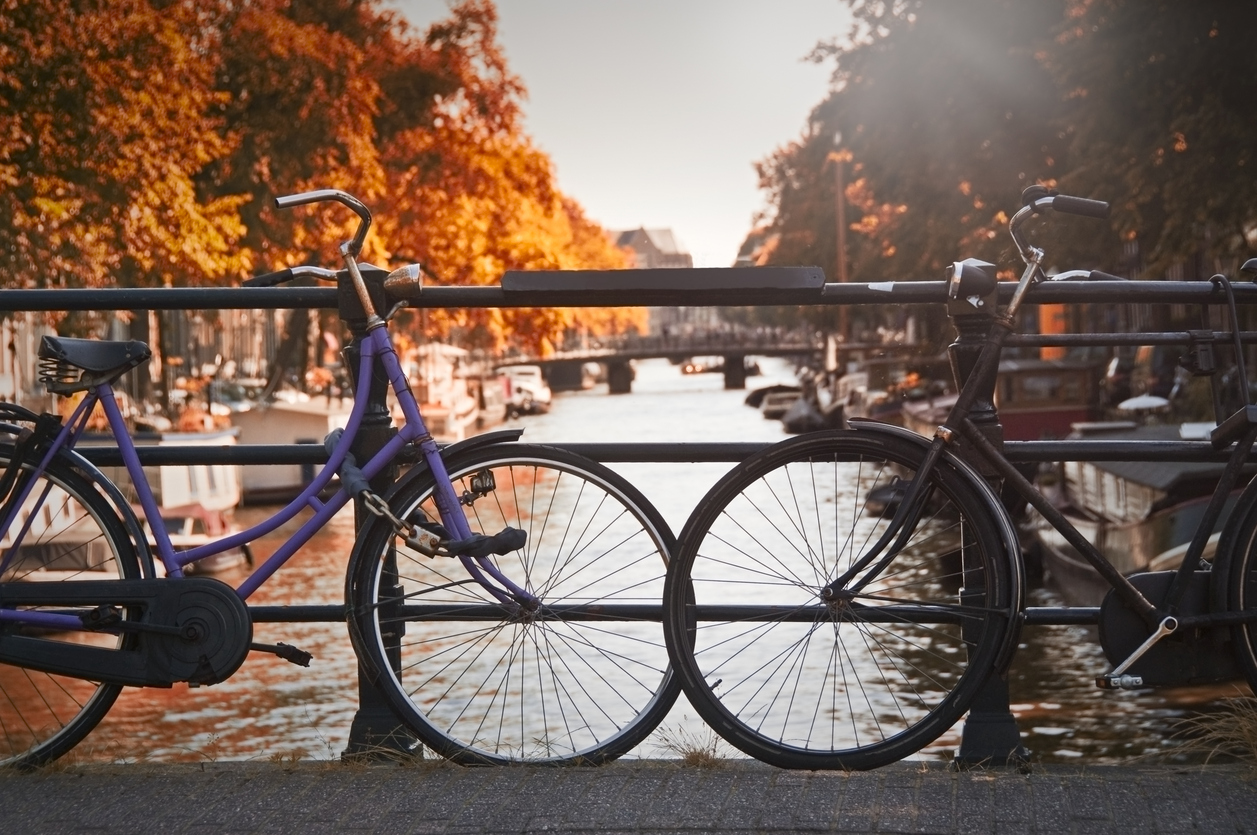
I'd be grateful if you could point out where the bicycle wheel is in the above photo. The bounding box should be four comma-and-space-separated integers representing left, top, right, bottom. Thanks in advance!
1221, 497, 1257, 689
664, 429, 1015, 770
0, 444, 141, 767
347, 443, 679, 765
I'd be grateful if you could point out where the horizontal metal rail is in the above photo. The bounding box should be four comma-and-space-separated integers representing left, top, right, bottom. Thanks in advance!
1007, 331, 1257, 348
249, 604, 344, 623
73, 439, 1248, 467
82, 438, 1208, 631
247, 603, 1103, 626
5, 278, 1257, 311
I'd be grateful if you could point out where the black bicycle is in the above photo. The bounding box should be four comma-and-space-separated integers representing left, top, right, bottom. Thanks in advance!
663, 187, 1257, 769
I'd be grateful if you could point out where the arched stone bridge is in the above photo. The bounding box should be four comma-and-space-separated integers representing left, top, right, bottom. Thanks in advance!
498, 329, 825, 392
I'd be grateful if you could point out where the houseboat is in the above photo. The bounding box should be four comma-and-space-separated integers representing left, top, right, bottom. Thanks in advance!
1028, 421, 1245, 605
90, 428, 251, 573
231, 397, 353, 504
142, 429, 251, 573
411, 343, 480, 441
902, 358, 1099, 441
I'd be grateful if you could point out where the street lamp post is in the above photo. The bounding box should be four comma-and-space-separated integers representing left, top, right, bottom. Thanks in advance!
828, 131, 850, 344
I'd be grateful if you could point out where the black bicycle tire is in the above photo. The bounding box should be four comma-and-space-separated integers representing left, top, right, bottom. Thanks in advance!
0, 444, 141, 768
347, 443, 680, 765
663, 429, 1014, 770
1221, 494, 1257, 690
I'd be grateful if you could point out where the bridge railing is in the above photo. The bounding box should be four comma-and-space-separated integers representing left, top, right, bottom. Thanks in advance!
6, 268, 1257, 758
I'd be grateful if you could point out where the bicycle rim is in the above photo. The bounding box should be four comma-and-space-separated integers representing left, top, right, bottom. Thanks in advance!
664, 430, 1013, 769
349, 444, 679, 764
0, 447, 139, 767
1224, 495, 1257, 689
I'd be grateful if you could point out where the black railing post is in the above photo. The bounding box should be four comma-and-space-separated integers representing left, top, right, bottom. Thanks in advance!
946, 269, 1029, 768
338, 266, 419, 758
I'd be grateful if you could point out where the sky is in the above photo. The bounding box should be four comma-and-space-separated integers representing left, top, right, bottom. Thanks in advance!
391, 1, 852, 267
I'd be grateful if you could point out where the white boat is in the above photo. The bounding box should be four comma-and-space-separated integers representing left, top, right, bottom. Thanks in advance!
0, 480, 114, 580
473, 374, 509, 430
496, 364, 552, 417
410, 343, 480, 441
141, 429, 250, 574
230, 398, 352, 503
16, 428, 252, 576
760, 390, 801, 420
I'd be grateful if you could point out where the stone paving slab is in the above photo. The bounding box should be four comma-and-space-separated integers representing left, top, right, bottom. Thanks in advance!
0, 760, 1254, 834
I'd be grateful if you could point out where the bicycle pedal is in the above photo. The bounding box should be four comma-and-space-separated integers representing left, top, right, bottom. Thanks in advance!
1096, 674, 1143, 690
250, 641, 313, 667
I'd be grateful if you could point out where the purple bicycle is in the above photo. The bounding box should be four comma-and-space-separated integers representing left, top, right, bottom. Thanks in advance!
0, 190, 678, 767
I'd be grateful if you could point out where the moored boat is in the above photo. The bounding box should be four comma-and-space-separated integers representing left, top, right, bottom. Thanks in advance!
231, 397, 353, 503
142, 429, 251, 574
902, 358, 1099, 441
1027, 421, 1246, 605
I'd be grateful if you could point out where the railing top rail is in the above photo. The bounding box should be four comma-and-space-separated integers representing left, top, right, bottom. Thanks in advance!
3, 275, 1256, 311
77, 439, 1242, 467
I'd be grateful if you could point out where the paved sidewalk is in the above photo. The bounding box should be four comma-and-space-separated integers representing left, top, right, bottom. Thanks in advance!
1, 759, 1254, 834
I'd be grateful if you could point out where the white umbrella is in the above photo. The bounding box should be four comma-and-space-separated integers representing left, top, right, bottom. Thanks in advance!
1117, 394, 1170, 412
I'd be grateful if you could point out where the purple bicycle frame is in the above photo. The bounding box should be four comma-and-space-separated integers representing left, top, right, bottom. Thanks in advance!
0, 324, 535, 634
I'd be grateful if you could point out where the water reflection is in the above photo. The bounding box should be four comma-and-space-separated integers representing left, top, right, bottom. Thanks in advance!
57, 359, 1245, 763
360, 449, 673, 763
78, 506, 361, 762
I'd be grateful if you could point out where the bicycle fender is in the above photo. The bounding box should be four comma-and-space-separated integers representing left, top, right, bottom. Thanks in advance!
56, 447, 158, 579
0, 435, 157, 580
848, 420, 1026, 672
1210, 471, 1257, 610
388, 428, 525, 497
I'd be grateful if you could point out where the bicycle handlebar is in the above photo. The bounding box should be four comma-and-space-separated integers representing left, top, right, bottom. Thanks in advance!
274, 189, 373, 257
1004, 189, 1112, 319
273, 189, 378, 320
243, 266, 338, 288
1051, 194, 1110, 219
243, 268, 293, 288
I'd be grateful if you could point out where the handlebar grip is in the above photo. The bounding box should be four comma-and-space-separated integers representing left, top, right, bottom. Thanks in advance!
243, 268, 294, 288
1052, 195, 1110, 219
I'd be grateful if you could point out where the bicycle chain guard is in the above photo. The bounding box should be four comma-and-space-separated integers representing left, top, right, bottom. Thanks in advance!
1098, 570, 1238, 686
0, 577, 252, 687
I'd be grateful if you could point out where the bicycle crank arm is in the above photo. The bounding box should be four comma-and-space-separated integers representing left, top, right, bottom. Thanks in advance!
0, 577, 252, 688
1097, 616, 1177, 689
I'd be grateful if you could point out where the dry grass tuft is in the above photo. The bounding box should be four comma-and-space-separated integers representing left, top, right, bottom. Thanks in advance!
655, 725, 724, 769
338, 738, 430, 770
1170, 696, 1257, 766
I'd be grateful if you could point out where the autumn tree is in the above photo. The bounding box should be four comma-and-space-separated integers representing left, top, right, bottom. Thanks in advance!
0, 0, 247, 294
748, 0, 1066, 344
1044, 0, 1257, 278
749, 0, 1257, 343
372, 2, 641, 354
0, 0, 640, 356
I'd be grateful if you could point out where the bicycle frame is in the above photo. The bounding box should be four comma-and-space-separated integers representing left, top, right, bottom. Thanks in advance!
0, 233, 540, 639
831, 194, 1257, 661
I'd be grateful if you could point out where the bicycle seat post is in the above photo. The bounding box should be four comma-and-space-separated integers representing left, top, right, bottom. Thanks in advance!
338, 263, 419, 759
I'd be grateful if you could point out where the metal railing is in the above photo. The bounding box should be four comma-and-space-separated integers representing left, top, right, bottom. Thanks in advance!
7, 267, 1257, 757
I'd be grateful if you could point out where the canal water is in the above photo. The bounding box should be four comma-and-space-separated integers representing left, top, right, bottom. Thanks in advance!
78, 357, 1237, 764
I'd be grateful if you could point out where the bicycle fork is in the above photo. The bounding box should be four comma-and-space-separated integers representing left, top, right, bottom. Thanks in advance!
821, 434, 951, 602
